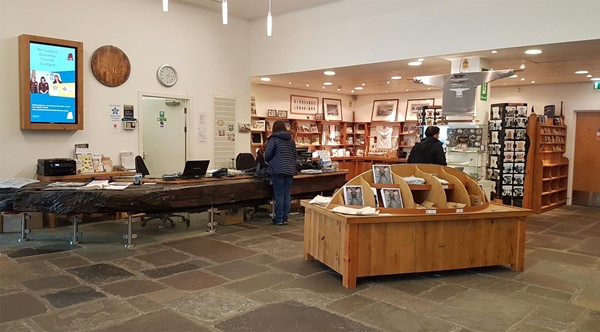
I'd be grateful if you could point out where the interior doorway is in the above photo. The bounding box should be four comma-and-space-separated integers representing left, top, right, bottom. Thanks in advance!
572, 110, 600, 207
138, 92, 190, 177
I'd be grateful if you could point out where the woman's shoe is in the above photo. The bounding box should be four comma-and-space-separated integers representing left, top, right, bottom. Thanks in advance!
282, 219, 288, 225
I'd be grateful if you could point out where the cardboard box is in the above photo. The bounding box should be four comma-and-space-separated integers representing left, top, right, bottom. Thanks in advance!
215, 208, 244, 225
1, 212, 43, 233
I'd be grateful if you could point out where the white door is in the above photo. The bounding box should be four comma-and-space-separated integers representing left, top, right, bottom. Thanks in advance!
140, 96, 187, 176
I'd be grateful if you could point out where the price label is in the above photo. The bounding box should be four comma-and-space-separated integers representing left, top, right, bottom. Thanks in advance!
425, 209, 437, 214
456, 208, 464, 213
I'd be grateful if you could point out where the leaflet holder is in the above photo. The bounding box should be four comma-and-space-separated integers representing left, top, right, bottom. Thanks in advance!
122, 105, 137, 130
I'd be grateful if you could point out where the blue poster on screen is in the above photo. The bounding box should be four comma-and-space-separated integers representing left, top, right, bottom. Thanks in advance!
29, 42, 77, 124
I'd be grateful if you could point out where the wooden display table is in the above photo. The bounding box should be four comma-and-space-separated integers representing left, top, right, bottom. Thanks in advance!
301, 201, 531, 288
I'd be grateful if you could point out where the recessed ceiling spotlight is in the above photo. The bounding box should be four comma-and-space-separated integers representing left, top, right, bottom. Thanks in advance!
385, 91, 388, 93
408, 61, 422, 66
351, 89, 355, 93
361, 83, 366, 86
530, 80, 535, 84
520, 78, 525, 81
324, 71, 335, 76
519, 63, 526, 70
492, 50, 498, 54
337, 88, 341, 91
405, 89, 409, 92
323, 82, 333, 86
524, 49, 542, 55
322, 86, 325, 89
391, 76, 402, 80
417, 58, 424, 62
575, 70, 589, 74
510, 74, 519, 78
586, 74, 592, 78
427, 88, 431, 90
354, 87, 363, 90
288, 81, 292, 85
591, 78, 600, 81
260, 77, 271, 82
306, 83, 309, 87
387, 81, 390, 84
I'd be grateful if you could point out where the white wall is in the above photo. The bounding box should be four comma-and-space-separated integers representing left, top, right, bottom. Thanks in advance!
252, 84, 354, 121
2, 0, 599, 180
249, 0, 600, 75
0, 0, 251, 178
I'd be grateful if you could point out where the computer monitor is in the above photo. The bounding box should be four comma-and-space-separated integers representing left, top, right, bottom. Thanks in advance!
296, 147, 311, 161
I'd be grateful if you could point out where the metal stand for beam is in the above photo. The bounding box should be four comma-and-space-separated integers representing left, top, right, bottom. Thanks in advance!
18, 213, 31, 242
123, 213, 138, 248
207, 206, 217, 233
69, 214, 83, 245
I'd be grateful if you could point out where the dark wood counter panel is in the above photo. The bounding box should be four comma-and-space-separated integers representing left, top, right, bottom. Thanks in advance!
1, 172, 348, 215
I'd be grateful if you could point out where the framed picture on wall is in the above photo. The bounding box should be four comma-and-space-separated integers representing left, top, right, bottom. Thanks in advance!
277, 110, 288, 118
405, 98, 435, 121
371, 99, 399, 122
322, 98, 342, 121
290, 95, 318, 114
267, 109, 277, 117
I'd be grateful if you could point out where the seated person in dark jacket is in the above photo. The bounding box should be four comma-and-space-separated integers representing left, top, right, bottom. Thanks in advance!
407, 125, 447, 165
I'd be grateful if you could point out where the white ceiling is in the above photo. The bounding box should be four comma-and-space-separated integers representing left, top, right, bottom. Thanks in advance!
180, 0, 600, 95
179, 0, 344, 20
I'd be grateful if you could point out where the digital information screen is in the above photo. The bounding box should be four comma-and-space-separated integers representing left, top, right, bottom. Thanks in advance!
29, 42, 77, 124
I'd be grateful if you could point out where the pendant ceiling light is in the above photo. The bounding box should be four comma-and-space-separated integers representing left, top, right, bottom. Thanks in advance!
222, 0, 228, 25
162, 0, 168, 12
267, 0, 273, 37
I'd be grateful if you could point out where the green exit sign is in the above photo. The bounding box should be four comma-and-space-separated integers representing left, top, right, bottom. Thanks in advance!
594, 81, 600, 90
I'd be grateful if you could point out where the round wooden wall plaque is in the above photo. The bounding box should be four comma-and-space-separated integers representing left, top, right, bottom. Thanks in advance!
91, 45, 131, 87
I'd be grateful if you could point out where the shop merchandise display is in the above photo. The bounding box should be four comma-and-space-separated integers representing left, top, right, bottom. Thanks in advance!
488, 103, 528, 205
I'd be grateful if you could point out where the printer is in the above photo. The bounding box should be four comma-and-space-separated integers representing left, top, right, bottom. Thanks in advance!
37, 158, 77, 176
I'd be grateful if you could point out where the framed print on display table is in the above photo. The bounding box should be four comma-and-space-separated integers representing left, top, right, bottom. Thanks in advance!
381, 188, 403, 208
290, 95, 318, 114
371, 99, 399, 122
372, 164, 393, 184
343, 185, 364, 206
405, 98, 435, 121
322, 98, 342, 121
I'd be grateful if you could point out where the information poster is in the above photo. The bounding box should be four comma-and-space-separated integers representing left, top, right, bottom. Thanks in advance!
29, 42, 77, 124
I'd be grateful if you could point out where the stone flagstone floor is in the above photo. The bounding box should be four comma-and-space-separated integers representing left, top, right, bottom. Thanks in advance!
0, 205, 599, 331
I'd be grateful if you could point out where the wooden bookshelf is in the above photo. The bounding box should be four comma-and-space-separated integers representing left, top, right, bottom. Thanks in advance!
523, 114, 569, 213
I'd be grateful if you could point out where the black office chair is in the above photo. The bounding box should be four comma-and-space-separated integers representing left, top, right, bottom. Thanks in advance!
135, 155, 150, 177
134, 155, 190, 228
235, 153, 257, 171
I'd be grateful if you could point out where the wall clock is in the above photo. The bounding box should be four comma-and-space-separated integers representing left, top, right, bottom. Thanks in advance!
91, 45, 131, 87
157, 64, 178, 87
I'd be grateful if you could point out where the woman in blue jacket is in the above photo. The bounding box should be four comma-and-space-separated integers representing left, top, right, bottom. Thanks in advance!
265, 121, 297, 225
